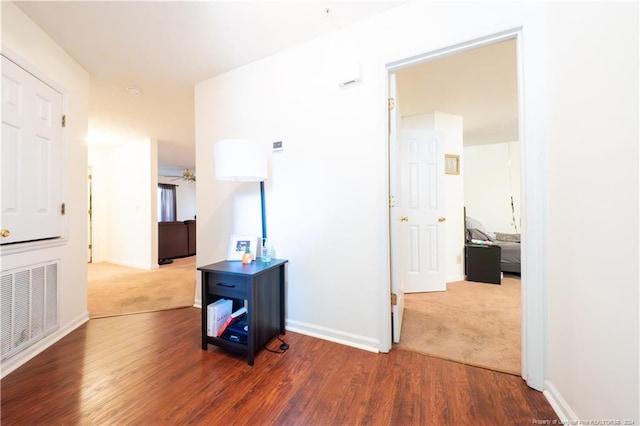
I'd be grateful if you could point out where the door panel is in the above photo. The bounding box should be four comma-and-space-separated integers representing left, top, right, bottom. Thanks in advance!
399, 128, 446, 293
1, 56, 63, 244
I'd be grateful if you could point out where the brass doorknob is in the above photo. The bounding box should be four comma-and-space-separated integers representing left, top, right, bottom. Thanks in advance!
400, 216, 409, 222
438, 217, 446, 223
1, 229, 10, 237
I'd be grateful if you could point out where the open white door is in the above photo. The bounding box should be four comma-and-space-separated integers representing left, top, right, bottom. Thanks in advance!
398, 124, 446, 293
389, 73, 404, 343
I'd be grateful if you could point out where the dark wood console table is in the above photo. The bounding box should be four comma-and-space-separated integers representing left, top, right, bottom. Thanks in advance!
198, 258, 287, 365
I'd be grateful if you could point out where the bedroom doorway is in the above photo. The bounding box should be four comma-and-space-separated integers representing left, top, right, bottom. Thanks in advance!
388, 32, 528, 378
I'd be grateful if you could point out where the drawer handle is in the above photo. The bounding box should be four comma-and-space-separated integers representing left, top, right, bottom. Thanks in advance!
216, 282, 236, 288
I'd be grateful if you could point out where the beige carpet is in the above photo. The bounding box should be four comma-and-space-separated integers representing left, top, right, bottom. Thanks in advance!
395, 276, 521, 375
88, 256, 197, 318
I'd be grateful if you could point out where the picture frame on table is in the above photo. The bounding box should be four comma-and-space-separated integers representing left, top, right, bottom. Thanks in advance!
227, 235, 258, 261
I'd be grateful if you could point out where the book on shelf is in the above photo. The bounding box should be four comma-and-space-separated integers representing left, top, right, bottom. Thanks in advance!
217, 307, 248, 337
206, 299, 232, 337
222, 315, 249, 343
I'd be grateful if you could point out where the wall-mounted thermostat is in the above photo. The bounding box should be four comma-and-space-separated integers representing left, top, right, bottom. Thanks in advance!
273, 141, 284, 152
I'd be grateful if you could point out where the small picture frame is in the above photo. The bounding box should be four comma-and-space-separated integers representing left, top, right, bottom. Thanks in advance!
445, 154, 460, 175
227, 235, 258, 261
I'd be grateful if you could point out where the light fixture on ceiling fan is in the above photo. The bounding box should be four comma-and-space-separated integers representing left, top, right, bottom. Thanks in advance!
172, 168, 196, 183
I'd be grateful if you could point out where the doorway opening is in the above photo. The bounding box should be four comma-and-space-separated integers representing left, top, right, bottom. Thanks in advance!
388, 32, 525, 377
85, 164, 197, 318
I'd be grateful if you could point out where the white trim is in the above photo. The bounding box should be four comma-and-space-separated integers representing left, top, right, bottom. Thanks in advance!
193, 303, 381, 353
287, 319, 380, 353
1, 311, 89, 378
1, 45, 67, 94
387, 28, 522, 73
517, 22, 548, 392
446, 274, 465, 283
0, 238, 68, 256
378, 69, 393, 353
384, 27, 546, 391
103, 258, 157, 271
543, 380, 578, 422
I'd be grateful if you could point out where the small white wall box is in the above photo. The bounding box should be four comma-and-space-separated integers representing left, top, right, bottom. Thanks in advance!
207, 299, 233, 336
338, 63, 363, 87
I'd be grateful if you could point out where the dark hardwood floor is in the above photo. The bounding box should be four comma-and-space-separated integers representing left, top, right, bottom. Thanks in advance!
1, 307, 557, 425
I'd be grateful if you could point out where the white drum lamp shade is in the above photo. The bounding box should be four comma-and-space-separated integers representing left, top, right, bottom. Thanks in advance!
214, 138, 269, 240
214, 139, 267, 182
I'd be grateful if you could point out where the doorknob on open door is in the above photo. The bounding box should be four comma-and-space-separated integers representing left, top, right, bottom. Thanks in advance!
400, 216, 409, 222
438, 217, 446, 223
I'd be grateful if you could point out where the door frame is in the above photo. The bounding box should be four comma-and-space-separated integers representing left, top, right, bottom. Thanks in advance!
88, 167, 93, 263
384, 28, 546, 391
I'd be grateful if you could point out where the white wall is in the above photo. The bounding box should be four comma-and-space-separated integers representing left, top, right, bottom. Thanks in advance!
1, 2, 90, 376
88, 140, 158, 269
402, 112, 465, 282
196, 2, 544, 356
196, 1, 638, 422
544, 2, 638, 422
464, 141, 521, 233
158, 176, 196, 221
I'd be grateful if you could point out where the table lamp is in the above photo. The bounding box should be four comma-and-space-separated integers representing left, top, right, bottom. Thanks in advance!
214, 138, 268, 245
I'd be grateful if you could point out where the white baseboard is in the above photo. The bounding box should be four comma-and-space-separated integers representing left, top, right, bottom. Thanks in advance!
447, 274, 465, 283
1, 311, 89, 379
103, 258, 157, 270
192, 304, 379, 353
543, 380, 578, 422
286, 319, 379, 353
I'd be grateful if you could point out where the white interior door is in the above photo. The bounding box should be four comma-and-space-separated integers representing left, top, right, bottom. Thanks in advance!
1, 55, 64, 244
398, 126, 446, 293
389, 73, 405, 343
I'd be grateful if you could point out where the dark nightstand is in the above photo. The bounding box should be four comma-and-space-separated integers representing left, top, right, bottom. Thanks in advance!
465, 244, 501, 284
198, 259, 287, 365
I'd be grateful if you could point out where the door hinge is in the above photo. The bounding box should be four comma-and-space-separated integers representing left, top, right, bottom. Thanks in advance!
388, 98, 395, 111
62, 115, 66, 128
391, 293, 397, 306
389, 195, 396, 208
61, 203, 66, 215
88, 244, 92, 249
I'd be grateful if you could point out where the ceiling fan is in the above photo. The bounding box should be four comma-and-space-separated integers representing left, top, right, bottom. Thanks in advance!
171, 168, 196, 183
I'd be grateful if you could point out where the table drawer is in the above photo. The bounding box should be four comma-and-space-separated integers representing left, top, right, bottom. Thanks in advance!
207, 273, 249, 299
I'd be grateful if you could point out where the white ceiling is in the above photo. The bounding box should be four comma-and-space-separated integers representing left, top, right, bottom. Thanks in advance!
13, 1, 403, 176
13, 1, 517, 177
396, 39, 518, 147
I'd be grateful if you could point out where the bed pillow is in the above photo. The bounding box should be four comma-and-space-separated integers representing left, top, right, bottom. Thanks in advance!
465, 216, 496, 241
467, 228, 494, 242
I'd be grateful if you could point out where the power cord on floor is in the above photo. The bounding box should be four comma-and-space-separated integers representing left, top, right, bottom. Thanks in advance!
263, 335, 290, 354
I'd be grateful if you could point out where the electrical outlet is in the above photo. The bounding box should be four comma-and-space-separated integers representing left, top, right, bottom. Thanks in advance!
456, 254, 462, 264
273, 141, 283, 151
